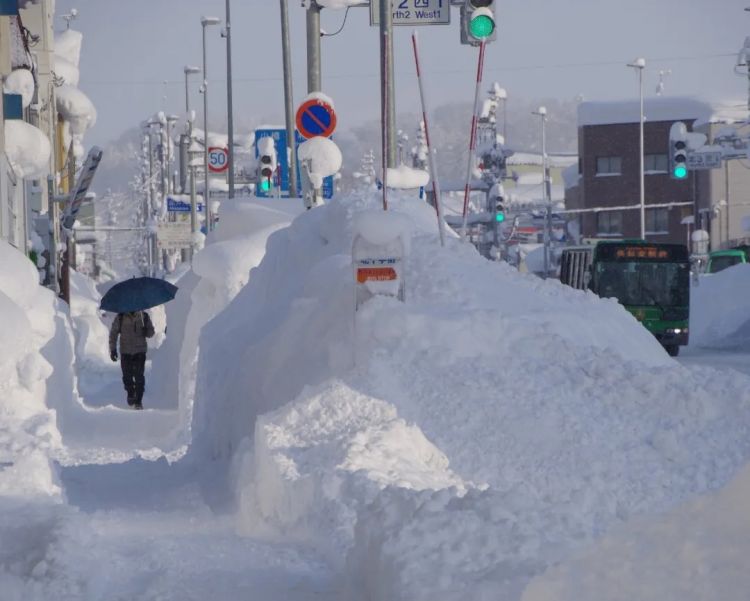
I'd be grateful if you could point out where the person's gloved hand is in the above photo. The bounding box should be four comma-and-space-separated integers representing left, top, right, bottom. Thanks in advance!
110, 350, 118, 362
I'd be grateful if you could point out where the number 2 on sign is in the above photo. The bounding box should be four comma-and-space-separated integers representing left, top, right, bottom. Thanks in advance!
399, 0, 442, 7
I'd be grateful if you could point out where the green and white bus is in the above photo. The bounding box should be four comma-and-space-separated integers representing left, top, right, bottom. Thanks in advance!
560, 240, 690, 356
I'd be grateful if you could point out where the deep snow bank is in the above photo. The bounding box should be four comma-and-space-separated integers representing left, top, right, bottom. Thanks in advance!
522, 462, 750, 601
0, 242, 64, 498
690, 264, 750, 349
189, 190, 750, 599
150, 197, 302, 430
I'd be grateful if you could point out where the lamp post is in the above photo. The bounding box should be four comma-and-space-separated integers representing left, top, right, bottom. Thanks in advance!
532, 106, 551, 279
627, 57, 646, 240
201, 15, 221, 232
223, 0, 235, 199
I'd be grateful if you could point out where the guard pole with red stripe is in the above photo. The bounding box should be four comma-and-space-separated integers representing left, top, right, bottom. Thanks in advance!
460, 40, 487, 238
411, 31, 446, 247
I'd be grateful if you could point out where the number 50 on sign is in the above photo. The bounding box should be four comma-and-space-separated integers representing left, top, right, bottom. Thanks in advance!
208, 147, 229, 173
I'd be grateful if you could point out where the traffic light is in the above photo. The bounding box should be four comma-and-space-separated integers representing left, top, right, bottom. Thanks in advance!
461, 0, 497, 46
669, 121, 689, 180
258, 137, 277, 189
495, 200, 505, 223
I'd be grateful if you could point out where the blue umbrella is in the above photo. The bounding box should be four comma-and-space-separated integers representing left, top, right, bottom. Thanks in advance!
100, 277, 178, 313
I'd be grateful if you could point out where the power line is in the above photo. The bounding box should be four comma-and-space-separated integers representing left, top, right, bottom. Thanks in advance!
81, 51, 737, 87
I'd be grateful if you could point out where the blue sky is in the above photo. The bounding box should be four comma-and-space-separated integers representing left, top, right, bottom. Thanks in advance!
57, 0, 750, 146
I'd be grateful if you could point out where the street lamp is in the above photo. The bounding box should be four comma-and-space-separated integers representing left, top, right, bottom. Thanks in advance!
183, 65, 201, 114
201, 15, 221, 233
627, 57, 646, 240
532, 106, 551, 279
223, 0, 235, 199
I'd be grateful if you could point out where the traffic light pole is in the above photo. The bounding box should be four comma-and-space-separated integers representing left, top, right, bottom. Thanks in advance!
225, 0, 235, 200
379, 0, 396, 167
280, 0, 299, 198
306, 1, 321, 92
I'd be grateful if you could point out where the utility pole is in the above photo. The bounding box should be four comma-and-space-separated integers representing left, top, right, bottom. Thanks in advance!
280, 0, 299, 197
306, 0, 321, 92
379, 0, 396, 167
533, 107, 550, 279
201, 16, 221, 233
225, 0, 235, 199
628, 58, 646, 240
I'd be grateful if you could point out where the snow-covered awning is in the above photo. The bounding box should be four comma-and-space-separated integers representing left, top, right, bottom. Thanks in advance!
4, 120, 51, 179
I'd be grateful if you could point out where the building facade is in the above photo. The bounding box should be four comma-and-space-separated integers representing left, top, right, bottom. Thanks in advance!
565, 98, 750, 250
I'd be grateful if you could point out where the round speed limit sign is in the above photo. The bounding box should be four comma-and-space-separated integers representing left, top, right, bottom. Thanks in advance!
208, 147, 229, 173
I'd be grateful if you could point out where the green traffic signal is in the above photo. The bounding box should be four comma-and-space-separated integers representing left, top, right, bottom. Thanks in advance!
495, 212, 505, 223
260, 179, 271, 191
673, 165, 688, 179
469, 14, 495, 38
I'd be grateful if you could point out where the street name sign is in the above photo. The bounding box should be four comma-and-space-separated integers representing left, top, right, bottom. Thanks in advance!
167, 197, 203, 213
687, 150, 722, 170
207, 147, 229, 173
370, 0, 451, 26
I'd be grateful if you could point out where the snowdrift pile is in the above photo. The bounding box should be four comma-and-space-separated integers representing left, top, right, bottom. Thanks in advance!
151, 197, 302, 425
0, 242, 64, 498
523, 463, 750, 601
690, 264, 750, 349
189, 191, 750, 600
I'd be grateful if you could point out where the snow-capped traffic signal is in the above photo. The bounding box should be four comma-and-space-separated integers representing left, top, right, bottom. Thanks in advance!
258, 137, 277, 189
669, 121, 689, 180
461, 0, 497, 46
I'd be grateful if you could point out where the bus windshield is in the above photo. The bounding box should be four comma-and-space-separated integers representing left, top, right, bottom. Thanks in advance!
595, 261, 689, 307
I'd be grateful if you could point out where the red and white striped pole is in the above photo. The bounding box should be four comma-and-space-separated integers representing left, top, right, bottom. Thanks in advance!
411, 31, 445, 247
460, 40, 487, 238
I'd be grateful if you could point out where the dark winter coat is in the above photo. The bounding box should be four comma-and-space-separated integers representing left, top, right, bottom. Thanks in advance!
109, 311, 155, 355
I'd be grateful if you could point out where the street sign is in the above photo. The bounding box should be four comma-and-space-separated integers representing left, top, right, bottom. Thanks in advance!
208, 146, 229, 173
167, 197, 203, 213
370, 0, 451, 26
687, 151, 723, 171
254, 128, 333, 199
62, 146, 103, 230
157, 222, 192, 249
295, 99, 337, 139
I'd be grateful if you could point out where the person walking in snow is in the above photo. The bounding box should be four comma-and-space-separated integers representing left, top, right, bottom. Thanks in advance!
109, 311, 155, 409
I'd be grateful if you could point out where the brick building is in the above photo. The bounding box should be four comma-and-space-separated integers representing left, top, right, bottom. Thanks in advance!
565, 98, 749, 249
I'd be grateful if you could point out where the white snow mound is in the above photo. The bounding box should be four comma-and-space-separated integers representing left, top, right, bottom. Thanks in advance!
187, 191, 750, 600
4, 120, 51, 179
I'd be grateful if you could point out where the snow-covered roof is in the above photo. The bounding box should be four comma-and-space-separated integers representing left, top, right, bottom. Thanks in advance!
578, 97, 747, 127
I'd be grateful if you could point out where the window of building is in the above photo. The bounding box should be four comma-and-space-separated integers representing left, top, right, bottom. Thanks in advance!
596, 211, 622, 236
644, 154, 668, 173
646, 208, 669, 234
596, 156, 622, 176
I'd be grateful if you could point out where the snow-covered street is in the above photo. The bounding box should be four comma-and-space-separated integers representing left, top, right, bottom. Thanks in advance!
4, 1, 750, 600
